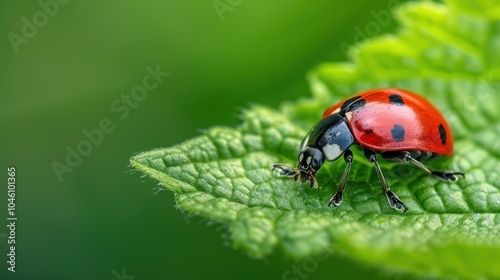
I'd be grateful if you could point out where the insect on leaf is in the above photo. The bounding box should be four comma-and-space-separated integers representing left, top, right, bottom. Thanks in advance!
131, 1, 500, 278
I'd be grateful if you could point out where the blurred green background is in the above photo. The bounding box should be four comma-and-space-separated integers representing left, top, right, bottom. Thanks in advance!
0, 1, 412, 279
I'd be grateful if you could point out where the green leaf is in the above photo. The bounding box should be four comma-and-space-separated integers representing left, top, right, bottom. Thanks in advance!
130, 0, 500, 279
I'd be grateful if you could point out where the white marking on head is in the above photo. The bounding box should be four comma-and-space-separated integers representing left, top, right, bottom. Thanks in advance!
322, 144, 342, 161
332, 108, 341, 114
299, 152, 304, 163
306, 156, 312, 165
345, 111, 353, 121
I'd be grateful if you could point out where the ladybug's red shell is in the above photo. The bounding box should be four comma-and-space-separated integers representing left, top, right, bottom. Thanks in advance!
322, 89, 453, 156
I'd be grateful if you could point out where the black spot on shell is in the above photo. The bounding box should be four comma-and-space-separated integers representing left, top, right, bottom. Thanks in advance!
341, 96, 366, 113
389, 94, 404, 106
439, 124, 447, 145
391, 124, 405, 142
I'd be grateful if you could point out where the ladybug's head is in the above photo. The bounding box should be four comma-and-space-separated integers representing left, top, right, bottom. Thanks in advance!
272, 114, 352, 189
296, 147, 325, 188
271, 147, 324, 189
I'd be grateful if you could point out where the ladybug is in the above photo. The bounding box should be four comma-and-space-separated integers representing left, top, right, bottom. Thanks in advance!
273, 88, 464, 212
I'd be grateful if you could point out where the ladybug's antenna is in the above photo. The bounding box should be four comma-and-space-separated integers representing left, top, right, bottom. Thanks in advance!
272, 164, 318, 189
272, 164, 299, 177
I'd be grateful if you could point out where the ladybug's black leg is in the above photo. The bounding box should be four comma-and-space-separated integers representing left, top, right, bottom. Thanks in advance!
404, 153, 465, 182
364, 149, 409, 213
328, 149, 353, 207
